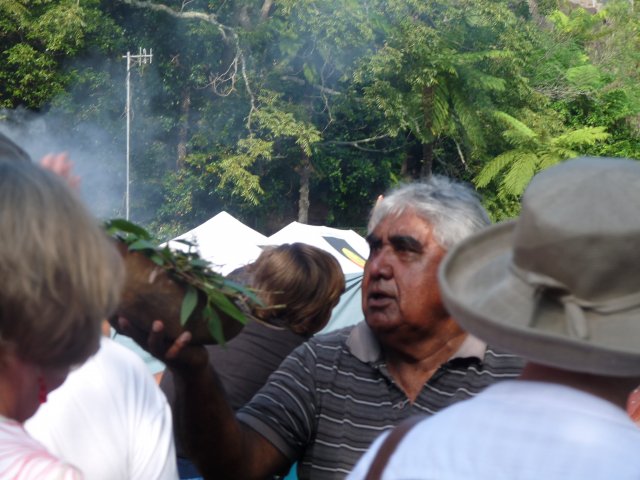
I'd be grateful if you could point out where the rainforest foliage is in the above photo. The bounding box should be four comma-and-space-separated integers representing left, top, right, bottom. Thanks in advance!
1, 0, 639, 233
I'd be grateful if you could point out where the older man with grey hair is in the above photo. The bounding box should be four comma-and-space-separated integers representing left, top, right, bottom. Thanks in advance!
349, 157, 640, 480
120, 175, 524, 480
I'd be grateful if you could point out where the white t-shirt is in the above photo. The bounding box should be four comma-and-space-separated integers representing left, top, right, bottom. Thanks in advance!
26, 338, 178, 480
348, 380, 640, 480
0, 416, 82, 479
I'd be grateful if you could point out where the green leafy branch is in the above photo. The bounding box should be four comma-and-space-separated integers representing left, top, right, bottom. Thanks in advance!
105, 218, 261, 345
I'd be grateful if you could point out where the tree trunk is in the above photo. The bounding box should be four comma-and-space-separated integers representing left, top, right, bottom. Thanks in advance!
420, 141, 434, 179
527, 0, 549, 26
401, 136, 423, 180
420, 85, 434, 179
177, 87, 191, 169
400, 152, 409, 178
260, 0, 274, 21
297, 156, 312, 224
237, 5, 251, 29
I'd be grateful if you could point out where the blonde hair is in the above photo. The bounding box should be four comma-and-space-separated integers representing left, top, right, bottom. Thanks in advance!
250, 243, 345, 337
0, 160, 124, 368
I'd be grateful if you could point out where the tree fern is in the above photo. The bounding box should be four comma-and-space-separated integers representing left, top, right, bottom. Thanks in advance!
501, 152, 539, 196
463, 68, 507, 93
450, 87, 486, 154
537, 152, 567, 171
431, 82, 451, 135
475, 112, 610, 202
494, 112, 538, 146
552, 126, 609, 148
475, 151, 520, 187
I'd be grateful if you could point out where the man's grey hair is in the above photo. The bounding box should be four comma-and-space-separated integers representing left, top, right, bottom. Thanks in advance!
368, 176, 491, 249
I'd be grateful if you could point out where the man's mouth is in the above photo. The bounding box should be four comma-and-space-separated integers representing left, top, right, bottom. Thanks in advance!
367, 291, 394, 308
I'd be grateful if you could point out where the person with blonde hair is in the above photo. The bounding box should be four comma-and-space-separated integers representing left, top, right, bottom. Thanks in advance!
161, 242, 345, 479
0, 144, 124, 478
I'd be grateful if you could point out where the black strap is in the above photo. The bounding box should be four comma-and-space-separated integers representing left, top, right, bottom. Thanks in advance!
363, 415, 425, 480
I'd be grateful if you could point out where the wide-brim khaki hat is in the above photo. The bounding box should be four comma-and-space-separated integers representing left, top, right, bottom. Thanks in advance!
438, 157, 640, 377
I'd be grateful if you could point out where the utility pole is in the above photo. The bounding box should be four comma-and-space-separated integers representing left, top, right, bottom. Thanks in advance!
123, 47, 153, 220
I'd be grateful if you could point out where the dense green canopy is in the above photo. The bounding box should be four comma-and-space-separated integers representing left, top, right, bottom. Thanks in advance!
1, 0, 638, 235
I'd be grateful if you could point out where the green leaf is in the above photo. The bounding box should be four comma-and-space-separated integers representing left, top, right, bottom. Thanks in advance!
222, 279, 264, 306
208, 290, 247, 325
128, 239, 158, 251
475, 152, 519, 188
180, 285, 198, 326
172, 238, 198, 248
502, 153, 539, 196
205, 306, 225, 346
104, 218, 152, 240
106, 215, 258, 345
552, 126, 609, 148
565, 65, 605, 91
303, 64, 316, 83
189, 258, 211, 268
150, 254, 165, 266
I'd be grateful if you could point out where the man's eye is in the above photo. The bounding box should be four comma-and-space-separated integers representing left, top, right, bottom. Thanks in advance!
367, 238, 382, 252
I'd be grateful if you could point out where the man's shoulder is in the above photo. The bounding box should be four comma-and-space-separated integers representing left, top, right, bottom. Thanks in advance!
435, 345, 523, 394
308, 324, 355, 347
290, 324, 362, 369
482, 346, 526, 372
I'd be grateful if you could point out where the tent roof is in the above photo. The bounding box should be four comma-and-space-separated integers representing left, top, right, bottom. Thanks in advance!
167, 211, 266, 275
169, 214, 370, 276
263, 221, 369, 275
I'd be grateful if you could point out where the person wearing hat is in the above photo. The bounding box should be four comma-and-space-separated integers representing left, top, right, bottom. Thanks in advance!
348, 156, 640, 480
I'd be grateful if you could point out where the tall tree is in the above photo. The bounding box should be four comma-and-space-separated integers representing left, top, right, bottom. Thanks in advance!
116, 0, 382, 227
0, 0, 121, 109
353, 0, 533, 179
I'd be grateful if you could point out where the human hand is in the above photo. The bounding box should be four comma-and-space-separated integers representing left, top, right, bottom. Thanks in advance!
40, 152, 80, 189
113, 316, 209, 371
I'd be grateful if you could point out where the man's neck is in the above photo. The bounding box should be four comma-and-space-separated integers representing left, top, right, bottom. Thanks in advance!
383, 328, 468, 402
519, 363, 640, 410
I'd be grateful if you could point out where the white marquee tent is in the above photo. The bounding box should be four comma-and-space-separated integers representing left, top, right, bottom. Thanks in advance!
166, 211, 267, 276
264, 221, 369, 275
168, 212, 369, 332
167, 212, 370, 278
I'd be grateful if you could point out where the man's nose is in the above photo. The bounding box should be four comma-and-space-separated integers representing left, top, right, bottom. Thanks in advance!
365, 248, 393, 279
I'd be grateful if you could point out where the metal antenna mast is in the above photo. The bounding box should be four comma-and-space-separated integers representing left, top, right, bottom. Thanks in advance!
123, 47, 153, 220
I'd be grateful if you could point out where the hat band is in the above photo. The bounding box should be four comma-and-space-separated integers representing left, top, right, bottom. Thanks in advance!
510, 263, 640, 340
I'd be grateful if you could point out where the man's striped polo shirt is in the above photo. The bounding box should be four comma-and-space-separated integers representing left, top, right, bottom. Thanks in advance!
237, 321, 524, 479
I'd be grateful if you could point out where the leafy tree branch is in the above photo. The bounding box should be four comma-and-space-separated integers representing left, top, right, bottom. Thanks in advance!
118, 0, 257, 127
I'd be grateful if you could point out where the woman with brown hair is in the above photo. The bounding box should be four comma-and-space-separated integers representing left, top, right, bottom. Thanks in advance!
0, 153, 124, 478
250, 242, 346, 337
